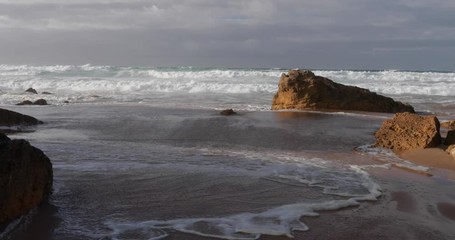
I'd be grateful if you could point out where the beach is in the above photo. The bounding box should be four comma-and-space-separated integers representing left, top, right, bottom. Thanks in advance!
1, 66, 455, 239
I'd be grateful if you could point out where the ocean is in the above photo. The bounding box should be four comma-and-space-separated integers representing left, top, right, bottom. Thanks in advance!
1, 65, 454, 239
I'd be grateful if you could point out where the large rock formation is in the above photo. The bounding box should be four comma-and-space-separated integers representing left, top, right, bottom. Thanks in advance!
0, 134, 53, 224
0, 108, 42, 127
271, 70, 414, 113
374, 112, 441, 152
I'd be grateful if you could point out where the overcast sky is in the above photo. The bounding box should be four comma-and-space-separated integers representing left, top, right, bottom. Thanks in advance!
0, 0, 454, 70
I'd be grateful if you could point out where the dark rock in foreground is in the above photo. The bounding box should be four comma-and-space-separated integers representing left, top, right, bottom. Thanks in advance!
0, 108, 42, 126
0, 134, 53, 225
272, 70, 414, 113
220, 109, 236, 116
25, 88, 38, 94
374, 112, 441, 152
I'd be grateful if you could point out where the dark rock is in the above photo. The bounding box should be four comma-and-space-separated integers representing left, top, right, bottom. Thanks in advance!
33, 99, 48, 105
16, 99, 48, 106
272, 70, 415, 113
445, 130, 455, 146
0, 108, 42, 126
25, 88, 38, 94
220, 109, 236, 116
16, 100, 34, 106
41, 92, 52, 95
374, 112, 441, 152
0, 134, 53, 225
63, 101, 69, 104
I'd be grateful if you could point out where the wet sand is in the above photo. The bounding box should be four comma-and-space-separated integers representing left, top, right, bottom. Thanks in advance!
167, 166, 455, 240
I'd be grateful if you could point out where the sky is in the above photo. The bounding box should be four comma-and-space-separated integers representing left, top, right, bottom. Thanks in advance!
0, 0, 454, 70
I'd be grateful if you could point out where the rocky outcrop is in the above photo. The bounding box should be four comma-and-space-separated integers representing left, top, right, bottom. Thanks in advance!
0, 108, 42, 127
445, 130, 455, 146
220, 109, 236, 116
374, 112, 441, 152
271, 70, 414, 113
0, 134, 53, 224
441, 121, 455, 130
17, 99, 48, 106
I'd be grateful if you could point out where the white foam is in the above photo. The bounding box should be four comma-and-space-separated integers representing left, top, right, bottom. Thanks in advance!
102, 147, 382, 239
355, 145, 430, 173
1, 65, 454, 111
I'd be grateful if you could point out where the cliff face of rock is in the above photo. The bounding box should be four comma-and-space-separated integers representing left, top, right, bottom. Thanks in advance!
271, 70, 414, 113
374, 112, 441, 152
0, 134, 53, 225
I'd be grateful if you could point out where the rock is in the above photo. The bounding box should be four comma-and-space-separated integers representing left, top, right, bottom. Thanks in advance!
271, 70, 415, 113
41, 92, 52, 95
445, 130, 455, 145
447, 145, 455, 159
63, 101, 69, 104
16, 100, 34, 106
25, 88, 38, 94
441, 120, 455, 130
374, 112, 441, 152
0, 108, 42, 126
220, 109, 236, 116
0, 133, 53, 225
16, 99, 48, 106
33, 99, 48, 105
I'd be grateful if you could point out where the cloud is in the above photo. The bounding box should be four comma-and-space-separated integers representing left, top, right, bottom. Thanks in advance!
0, 0, 454, 70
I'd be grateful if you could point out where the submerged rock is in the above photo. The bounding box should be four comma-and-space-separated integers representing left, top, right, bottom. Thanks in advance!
41, 92, 52, 95
0, 108, 42, 127
25, 88, 38, 94
271, 70, 414, 113
220, 109, 237, 116
0, 134, 53, 225
374, 112, 441, 152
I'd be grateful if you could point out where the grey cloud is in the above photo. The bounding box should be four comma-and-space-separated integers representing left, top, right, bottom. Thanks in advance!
0, 0, 454, 70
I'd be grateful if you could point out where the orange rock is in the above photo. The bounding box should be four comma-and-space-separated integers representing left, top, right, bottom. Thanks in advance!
271, 70, 414, 113
447, 145, 455, 159
374, 112, 441, 152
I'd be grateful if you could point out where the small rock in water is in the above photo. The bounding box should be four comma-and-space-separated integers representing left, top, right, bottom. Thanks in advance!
63, 101, 70, 104
16, 100, 34, 105
34, 99, 48, 105
220, 109, 236, 116
25, 88, 38, 94
42, 92, 52, 95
